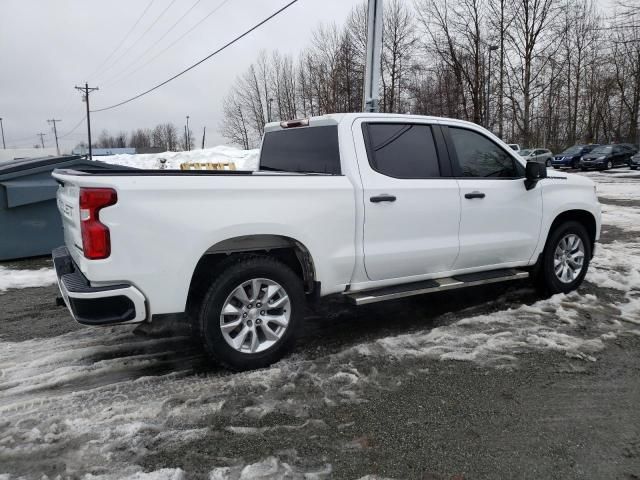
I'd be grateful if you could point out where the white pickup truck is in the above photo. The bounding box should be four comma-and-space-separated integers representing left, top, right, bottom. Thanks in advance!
52, 113, 601, 370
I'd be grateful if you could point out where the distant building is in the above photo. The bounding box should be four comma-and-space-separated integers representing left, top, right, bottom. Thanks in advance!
71, 147, 136, 156
70, 146, 165, 156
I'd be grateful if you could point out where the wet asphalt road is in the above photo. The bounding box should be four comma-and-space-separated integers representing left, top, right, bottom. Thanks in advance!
1, 171, 639, 479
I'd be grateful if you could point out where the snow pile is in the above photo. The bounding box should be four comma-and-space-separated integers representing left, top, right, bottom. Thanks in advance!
208, 456, 332, 480
0, 266, 56, 292
95, 145, 260, 171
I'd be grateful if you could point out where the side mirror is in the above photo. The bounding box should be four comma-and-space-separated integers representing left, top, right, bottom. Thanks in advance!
524, 161, 547, 190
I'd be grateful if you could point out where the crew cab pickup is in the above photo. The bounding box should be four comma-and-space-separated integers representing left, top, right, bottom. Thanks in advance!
52, 113, 601, 370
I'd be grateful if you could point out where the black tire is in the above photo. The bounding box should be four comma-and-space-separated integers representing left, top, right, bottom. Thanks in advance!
606, 160, 613, 170
580, 167, 587, 171
553, 166, 560, 169
631, 166, 638, 170
571, 160, 578, 169
195, 256, 305, 371
533, 220, 591, 295
546, 159, 551, 167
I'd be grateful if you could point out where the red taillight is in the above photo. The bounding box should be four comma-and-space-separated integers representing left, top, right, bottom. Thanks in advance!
79, 188, 117, 260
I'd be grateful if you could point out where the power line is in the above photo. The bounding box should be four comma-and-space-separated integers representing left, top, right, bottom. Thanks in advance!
58, 116, 87, 139
103, 0, 232, 88
86, 0, 157, 81
96, 0, 178, 80
102, 0, 205, 87
92, 0, 299, 113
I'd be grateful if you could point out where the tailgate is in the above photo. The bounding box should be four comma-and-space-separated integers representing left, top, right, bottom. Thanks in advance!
55, 178, 83, 258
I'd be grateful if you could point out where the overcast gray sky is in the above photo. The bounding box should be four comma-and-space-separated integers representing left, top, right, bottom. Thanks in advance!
0, 0, 361, 151
1, 0, 618, 152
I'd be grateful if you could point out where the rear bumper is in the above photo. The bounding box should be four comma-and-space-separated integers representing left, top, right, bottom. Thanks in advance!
52, 246, 147, 325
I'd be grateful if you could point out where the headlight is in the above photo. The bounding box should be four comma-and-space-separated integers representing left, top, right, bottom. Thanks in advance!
598, 156, 606, 160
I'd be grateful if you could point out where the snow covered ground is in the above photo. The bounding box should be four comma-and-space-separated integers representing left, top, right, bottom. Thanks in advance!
95, 145, 260, 171
0, 266, 56, 292
1, 170, 639, 478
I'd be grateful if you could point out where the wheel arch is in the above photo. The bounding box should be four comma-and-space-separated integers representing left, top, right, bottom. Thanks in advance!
547, 209, 597, 252
186, 235, 317, 316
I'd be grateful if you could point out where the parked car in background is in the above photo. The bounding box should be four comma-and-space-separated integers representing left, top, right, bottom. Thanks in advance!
580, 144, 633, 170
508, 144, 521, 152
551, 144, 600, 169
630, 151, 640, 170
519, 148, 553, 167
619, 143, 639, 156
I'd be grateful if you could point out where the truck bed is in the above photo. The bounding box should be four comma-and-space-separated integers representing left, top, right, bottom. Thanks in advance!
52, 168, 255, 177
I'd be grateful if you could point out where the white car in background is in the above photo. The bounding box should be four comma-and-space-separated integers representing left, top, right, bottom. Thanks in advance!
520, 148, 553, 167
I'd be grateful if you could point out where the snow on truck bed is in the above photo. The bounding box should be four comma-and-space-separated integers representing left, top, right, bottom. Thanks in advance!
95, 145, 260, 171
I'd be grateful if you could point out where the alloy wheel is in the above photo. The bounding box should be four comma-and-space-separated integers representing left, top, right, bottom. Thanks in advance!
553, 234, 585, 284
219, 278, 291, 354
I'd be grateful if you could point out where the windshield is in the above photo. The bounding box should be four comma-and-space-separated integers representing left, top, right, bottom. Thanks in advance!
560, 146, 583, 155
591, 146, 612, 155
259, 126, 341, 174
519, 149, 533, 156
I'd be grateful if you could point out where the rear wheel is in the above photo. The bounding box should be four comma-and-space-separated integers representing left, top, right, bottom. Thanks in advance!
606, 160, 613, 170
195, 256, 305, 371
571, 159, 578, 169
546, 158, 551, 167
533, 221, 591, 295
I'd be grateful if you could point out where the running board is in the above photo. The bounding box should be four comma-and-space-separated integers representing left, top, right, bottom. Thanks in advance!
345, 269, 529, 305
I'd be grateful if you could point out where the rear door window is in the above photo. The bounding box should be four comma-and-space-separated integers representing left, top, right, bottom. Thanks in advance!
260, 126, 341, 174
362, 123, 441, 179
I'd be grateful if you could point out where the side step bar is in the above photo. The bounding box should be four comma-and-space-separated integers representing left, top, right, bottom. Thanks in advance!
345, 268, 529, 305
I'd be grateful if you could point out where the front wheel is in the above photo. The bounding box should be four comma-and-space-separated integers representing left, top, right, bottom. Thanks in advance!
606, 160, 613, 170
195, 256, 305, 371
546, 159, 551, 167
533, 221, 591, 295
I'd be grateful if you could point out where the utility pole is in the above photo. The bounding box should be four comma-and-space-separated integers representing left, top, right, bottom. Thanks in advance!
201, 126, 206, 149
267, 98, 274, 122
0, 118, 5, 149
75, 83, 99, 159
362, 0, 383, 112
47, 118, 62, 155
37, 132, 47, 149
186, 115, 190, 151
486, 45, 499, 130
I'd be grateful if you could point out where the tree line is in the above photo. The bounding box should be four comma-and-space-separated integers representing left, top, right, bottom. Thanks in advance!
219, 0, 639, 152
89, 123, 195, 151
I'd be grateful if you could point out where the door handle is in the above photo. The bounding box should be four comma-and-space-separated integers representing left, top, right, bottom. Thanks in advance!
370, 194, 397, 203
464, 191, 485, 199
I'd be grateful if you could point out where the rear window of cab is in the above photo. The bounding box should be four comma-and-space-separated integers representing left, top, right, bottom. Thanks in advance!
259, 126, 341, 175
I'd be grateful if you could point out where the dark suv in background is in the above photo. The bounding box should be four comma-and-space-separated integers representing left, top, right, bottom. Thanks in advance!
551, 144, 599, 169
580, 144, 634, 170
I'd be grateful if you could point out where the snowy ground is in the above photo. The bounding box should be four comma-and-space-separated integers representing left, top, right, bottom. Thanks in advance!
94, 145, 260, 171
1, 170, 640, 479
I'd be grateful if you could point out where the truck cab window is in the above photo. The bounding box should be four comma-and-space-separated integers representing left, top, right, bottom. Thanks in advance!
363, 123, 441, 179
260, 126, 341, 174
449, 127, 519, 178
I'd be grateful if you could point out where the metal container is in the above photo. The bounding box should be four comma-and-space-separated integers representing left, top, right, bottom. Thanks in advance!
0, 156, 130, 260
